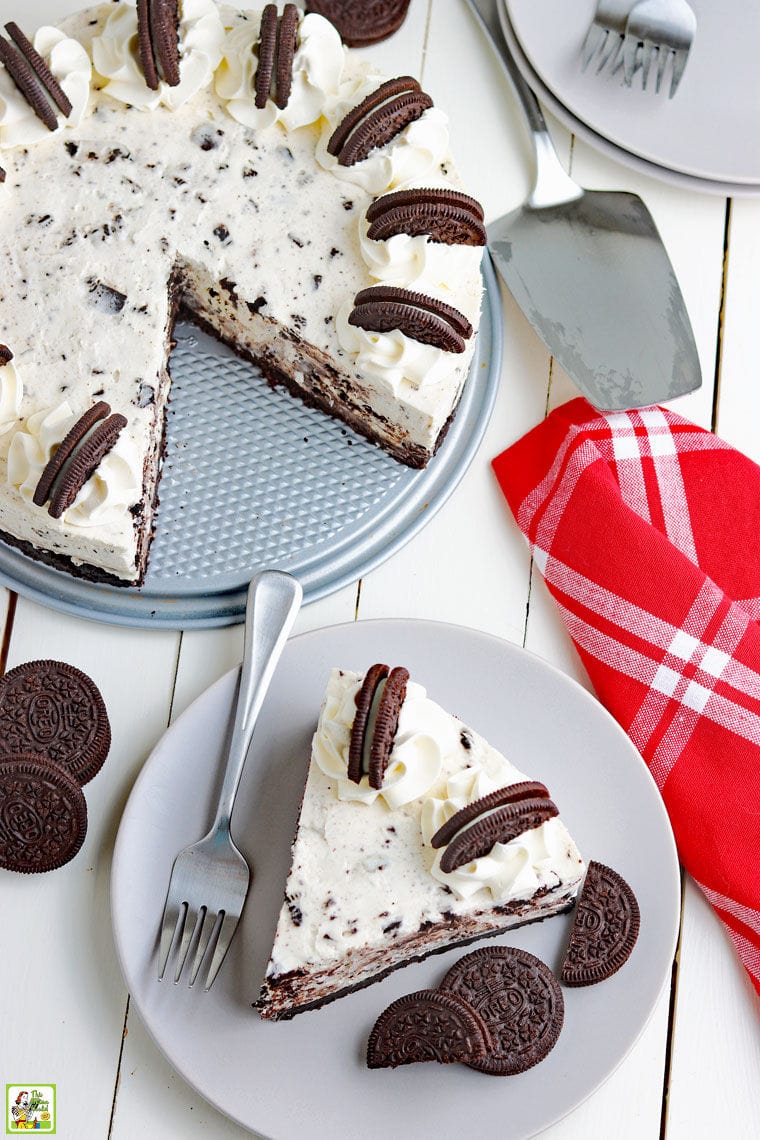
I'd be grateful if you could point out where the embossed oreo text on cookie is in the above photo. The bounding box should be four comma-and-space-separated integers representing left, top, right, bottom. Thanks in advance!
441, 946, 564, 1075
367, 988, 491, 1069
0, 660, 111, 786
0, 753, 88, 873
561, 861, 640, 986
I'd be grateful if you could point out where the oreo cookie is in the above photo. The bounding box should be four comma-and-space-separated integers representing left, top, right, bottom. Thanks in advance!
441, 946, 564, 1075
339, 89, 433, 167
307, 0, 411, 48
47, 412, 128, 520
347, 663, 389, 784
0, 753, 88, 873
254, 4, 278, 109
430, 780, 550, 850
0, 660, 111, 786
327, 75, 420, 158
367, 988, 491, 1069
439, 796, 558, 874
33, 400, 110, 509
366, 188, 487, 246
368, 665, 409, 790
561, 861, 640, 986
0, 165, 5, 184
137, 0, 160, 90
0, 33, 59, 132
349, 285, 471, 354
137, 0, 181, 90
4, 22, 72, 118
0, 345, 12, 366
274, 4, 299, 110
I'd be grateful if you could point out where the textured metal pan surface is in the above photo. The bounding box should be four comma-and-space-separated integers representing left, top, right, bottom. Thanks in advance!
0, 259, 502, 629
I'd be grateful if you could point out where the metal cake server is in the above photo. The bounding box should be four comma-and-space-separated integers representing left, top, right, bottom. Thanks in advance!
466, 0, 701, 411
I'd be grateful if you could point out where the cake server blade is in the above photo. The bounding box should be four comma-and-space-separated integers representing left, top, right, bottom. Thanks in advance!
467, 0, 701, 412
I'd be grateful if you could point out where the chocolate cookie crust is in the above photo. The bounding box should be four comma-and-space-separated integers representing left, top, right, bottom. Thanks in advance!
0, 659, 111, 786
0, 752, 88, 873
367, 988, 491, 1069
441, 946, 564, 1075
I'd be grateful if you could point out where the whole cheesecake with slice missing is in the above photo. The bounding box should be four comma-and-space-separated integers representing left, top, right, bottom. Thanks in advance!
0, 2, 484, 584
257, 665, 585, 1020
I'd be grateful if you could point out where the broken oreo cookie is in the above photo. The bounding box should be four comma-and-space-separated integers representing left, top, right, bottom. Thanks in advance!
367, 988, 491, 1069
0, 660, 111, 786
307, 0, 411, 48
561, 860, 640, 986
0, 753, 88, 873
441, 946, 564, 1075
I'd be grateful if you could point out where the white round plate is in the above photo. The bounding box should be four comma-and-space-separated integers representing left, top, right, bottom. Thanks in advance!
506, 0, 760, 188
111, 620, 680, 1140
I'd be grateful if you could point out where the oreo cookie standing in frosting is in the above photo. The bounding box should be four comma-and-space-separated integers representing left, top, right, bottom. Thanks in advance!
327, 75, 433, 168
0, 660, 111, 786
561, 861, 640, 986
347, 663, 389, 784
439, 795, 558, 874
368, 665, 409, 790
306, 0, 411, 48
441, 946, 564, 1075
0, 29, 61, 132
31, 402, 128, 521
349, 285, 472, 354
366, 187, 487, 247
430, 780, 550, 850
0, 753, 88, 873
367, 988, 491, 1069
255, 4, 300, 111
136, 0, 181, 90
4, 22, 72, 119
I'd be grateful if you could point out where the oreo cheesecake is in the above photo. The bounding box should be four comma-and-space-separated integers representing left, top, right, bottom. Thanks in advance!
0, 2, 485, 584
257, 665, 585, 1020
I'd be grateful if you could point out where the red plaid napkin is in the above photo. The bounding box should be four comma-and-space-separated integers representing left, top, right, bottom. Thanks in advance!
493, 397, 760, 997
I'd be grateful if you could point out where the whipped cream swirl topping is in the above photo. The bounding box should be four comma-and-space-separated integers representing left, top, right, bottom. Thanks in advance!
0, 27, 91, 149
216, 12, 345, 131
7, 401, 141, 527
316, 72, 450, 196
92, 0, 225, 111
313, 668, 455, 809
420, 764, 572, 902
0, 354, 22, 436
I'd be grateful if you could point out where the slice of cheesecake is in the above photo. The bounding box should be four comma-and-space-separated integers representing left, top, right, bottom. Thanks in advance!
257, 665, 585, 1020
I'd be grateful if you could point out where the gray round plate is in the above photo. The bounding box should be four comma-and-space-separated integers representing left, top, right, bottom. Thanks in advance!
0, 259, 502, 629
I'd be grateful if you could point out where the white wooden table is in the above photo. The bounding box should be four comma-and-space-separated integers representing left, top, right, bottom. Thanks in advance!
2, 2, 760, 1137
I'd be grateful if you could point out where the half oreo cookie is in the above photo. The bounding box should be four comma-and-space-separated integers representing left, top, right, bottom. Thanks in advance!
561, 861, 640, 986
367, 988, 491, 1069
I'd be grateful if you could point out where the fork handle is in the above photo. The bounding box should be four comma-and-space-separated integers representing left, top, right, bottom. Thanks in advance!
210, 570, 303, 833
465, 0, 581, 207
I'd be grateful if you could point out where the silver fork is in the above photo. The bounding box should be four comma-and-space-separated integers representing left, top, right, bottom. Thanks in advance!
622, 0, 696, 97
581, 0, 631, 75
157, 569, 302, 990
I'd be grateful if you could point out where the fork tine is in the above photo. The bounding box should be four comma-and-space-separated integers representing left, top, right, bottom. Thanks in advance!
173, 905, 199, 984
669, 46, 689, 97
158, 901, 183, 980
595, 30, 622, 75
581, 23, 604, 70
188, 906, 216, 986
641, 41, 655, 90
622, 33, 641, 85
655, 45, 670, 93
203, 912, 240, 991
